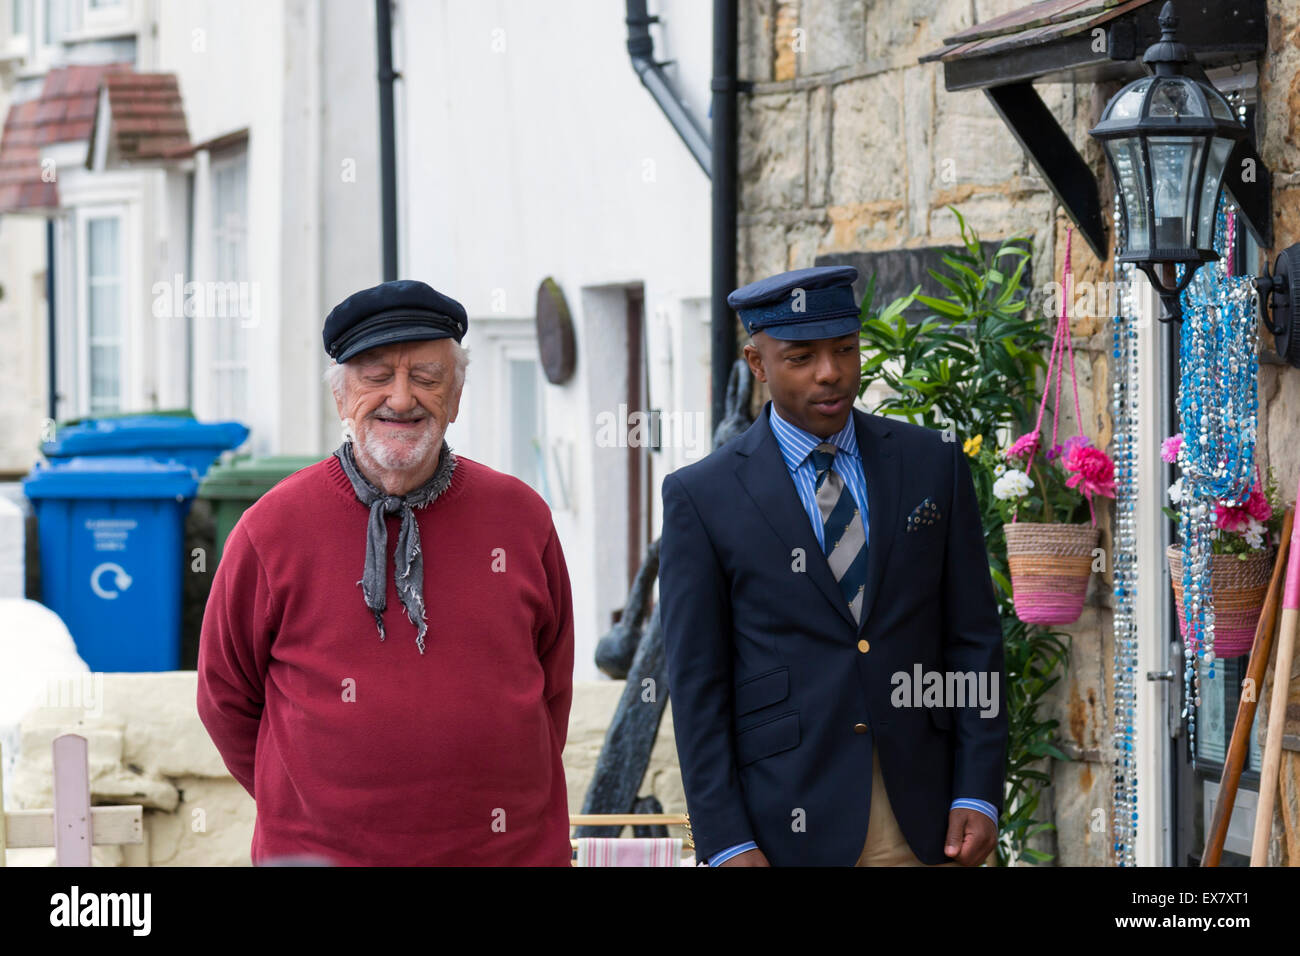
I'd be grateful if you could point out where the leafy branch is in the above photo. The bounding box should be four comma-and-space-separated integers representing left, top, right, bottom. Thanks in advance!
858, 205, 1072, 865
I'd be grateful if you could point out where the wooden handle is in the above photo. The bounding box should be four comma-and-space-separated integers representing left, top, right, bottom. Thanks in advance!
1251, 489, 1300, 866
1251, 606, 1298, 865
1203, 508, 1293, 866
569, 814, 689, 827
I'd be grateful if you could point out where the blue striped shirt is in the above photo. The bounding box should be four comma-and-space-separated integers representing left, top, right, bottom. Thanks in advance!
707, 404, 997, 866
767, 403, 870, 550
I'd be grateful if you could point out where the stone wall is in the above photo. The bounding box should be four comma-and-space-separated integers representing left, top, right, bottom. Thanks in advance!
736, 0, 1115, 865
734, 0, 1300, 865
3, 674, 686, 865
743, 0, 1300, 868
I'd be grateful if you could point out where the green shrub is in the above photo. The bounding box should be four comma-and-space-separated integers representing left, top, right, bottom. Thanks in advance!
857, 206, 1073, 865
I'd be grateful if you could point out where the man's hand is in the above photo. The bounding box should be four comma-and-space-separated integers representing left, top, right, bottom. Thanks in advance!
944, 808, 996, 865
717, 848, 771, 867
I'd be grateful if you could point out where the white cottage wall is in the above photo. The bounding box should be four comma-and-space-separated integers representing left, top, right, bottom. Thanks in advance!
399, 1, 712, 681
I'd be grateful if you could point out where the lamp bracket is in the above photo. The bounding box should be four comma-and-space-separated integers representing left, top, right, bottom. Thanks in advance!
1255, 243, 1300, 368
1136, 260, 1203, 324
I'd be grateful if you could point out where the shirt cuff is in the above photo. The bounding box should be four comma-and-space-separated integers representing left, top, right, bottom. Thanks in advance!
708, 841, 758, 866
950, 798, 999, 827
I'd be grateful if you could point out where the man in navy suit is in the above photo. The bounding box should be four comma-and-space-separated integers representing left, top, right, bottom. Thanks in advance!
660, 266, 1007, 867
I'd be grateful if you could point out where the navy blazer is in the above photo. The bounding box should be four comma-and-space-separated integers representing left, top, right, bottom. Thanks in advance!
660, 402, 1008, 865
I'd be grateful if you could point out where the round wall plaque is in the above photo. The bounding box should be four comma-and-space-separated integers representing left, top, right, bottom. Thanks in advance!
536, 276, 576, 384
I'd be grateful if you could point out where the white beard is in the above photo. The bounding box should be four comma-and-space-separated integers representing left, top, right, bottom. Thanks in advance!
358, 416, 444, 473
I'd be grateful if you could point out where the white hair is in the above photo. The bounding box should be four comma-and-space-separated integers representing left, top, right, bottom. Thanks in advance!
324, 341, 471, 398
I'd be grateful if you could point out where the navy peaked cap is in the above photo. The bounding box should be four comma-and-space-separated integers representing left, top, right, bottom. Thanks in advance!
323, 279, 468, 362
728, 265, 860, 341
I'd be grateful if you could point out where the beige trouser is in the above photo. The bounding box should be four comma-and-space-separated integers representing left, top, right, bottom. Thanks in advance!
856, 749, 961, 867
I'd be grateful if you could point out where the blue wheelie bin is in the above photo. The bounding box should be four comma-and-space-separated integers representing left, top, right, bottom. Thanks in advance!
23, 456, 199, 671
41, 415, 249, 478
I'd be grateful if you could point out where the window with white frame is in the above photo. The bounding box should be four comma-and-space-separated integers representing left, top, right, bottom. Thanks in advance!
9, 0, 29, 56
81, 0, 126, 34
209, 147, 249, 422
37, 0, 69, 50
84, 213, 123, 415
506, 352, 547, 500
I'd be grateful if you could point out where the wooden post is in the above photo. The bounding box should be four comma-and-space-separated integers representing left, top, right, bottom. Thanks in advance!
0, 733, 142, 866
1204, 508, 1294, 866
52, 734, 92, 867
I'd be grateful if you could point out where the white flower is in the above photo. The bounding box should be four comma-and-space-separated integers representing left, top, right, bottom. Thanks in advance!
993, 469, 1034, 501
1168, 477, 1184, 505
994, 463, 1006, 476
1244, 517, 1265, 550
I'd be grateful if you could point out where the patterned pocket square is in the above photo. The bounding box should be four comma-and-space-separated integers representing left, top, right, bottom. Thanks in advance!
906, 496, 942, 532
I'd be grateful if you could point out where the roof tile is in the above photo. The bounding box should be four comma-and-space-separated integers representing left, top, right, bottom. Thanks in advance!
0, 61, 132, 212
100, 70, 191, 163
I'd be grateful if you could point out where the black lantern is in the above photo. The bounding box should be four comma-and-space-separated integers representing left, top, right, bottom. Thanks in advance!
1089, 2, 1247, 322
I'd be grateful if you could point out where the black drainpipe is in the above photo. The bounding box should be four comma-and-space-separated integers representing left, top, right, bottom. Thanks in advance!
376, 0, 399, 281
625, 0, 711, 176
624, 0, 739, 433
46, 218, 56, 422
710, 0, 738, 433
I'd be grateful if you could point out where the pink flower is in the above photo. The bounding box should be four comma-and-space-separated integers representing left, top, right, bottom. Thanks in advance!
1062, 442, 1116, 500
1161, 433, 1183, 464
1214, 501, 1251, 533
1246, 482, 1272, 522
1006, 433, 1040, 462
1045, 443, 1064, 462
1214, 479, 1269, 531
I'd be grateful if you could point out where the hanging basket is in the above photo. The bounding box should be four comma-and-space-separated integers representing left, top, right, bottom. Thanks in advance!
1004, 522, 1100, 625
1166, 545, 1274, 660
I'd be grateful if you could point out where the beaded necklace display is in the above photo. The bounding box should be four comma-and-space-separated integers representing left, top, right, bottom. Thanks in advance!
1175, 196, 1259, 762
1111, 196, 1140, 866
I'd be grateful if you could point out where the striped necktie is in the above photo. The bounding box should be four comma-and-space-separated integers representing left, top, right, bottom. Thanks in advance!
810, 442, 868, 626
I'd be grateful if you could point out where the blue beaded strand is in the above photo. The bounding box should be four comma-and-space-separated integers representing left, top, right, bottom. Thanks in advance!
1175, 195, 1259, 760
1111, 196, 1141, 867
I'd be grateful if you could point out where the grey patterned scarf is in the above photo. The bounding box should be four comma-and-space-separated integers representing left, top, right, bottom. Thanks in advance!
333, 438, 458, 654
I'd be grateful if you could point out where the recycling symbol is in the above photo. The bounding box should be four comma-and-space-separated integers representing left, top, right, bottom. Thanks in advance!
90, 562, 133, 600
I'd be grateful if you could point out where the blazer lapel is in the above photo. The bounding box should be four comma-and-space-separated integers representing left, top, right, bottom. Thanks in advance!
733, 405, 857, 631
853, 409, 901, 634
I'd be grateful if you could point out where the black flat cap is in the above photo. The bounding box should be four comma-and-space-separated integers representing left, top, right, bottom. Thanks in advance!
323, 279, 468, 362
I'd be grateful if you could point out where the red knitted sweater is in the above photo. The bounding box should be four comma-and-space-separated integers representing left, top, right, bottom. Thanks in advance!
196, 453, 574, 866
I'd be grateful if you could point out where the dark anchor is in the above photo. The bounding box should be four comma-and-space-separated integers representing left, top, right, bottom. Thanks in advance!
576, 358, 753, 841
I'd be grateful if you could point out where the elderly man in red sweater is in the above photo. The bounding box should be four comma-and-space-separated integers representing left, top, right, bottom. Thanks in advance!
197, 279, 574, 866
